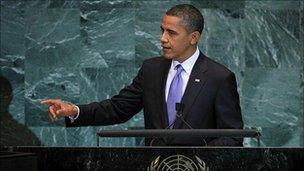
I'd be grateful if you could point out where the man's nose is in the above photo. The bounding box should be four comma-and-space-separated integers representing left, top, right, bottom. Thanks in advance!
160, 33, 169, 44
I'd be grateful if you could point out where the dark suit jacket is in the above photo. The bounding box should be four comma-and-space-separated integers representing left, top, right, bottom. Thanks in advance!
66, 52, 243, 146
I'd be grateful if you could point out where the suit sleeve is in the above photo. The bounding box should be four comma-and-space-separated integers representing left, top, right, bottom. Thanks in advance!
209, 72, 244, 146
65, 67, 144, 127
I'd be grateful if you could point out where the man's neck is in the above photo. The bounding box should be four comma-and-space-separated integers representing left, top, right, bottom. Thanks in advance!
175, 46, 198, 63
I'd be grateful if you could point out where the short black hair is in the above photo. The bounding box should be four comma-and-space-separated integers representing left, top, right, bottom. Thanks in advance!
166, 4, 204, 34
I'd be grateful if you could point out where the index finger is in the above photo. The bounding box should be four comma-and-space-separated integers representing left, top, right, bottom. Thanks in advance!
41, 99, 61, 106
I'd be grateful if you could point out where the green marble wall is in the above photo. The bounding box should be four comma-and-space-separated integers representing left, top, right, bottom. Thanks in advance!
1, 0, 303, 147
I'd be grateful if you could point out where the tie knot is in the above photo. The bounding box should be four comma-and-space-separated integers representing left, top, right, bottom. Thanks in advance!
175, 64, 184, 75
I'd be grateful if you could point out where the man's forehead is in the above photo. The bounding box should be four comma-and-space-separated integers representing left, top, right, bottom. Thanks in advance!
161, 15, 184, 29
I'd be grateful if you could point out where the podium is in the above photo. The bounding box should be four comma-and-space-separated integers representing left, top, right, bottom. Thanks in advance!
96, 129, 261, 146
1, 129, 303, 170
1, 147, 303, 170
0, 151, 37, 171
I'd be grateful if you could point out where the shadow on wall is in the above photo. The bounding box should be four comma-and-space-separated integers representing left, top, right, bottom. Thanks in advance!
0, 76, 41, 146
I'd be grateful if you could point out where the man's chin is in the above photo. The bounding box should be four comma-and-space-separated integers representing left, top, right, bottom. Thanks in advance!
162, 54, 173, 60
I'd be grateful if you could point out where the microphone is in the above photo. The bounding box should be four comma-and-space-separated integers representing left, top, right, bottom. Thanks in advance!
164, 103, 185, 129
149, 103, 182, 146
149, 103, 207, 146
174, 103, 207, 146
175, 103, 192, 129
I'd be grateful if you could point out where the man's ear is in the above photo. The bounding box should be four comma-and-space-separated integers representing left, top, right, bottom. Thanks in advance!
190, 31, 201, 45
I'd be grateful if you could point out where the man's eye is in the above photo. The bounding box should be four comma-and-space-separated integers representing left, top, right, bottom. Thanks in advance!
169, 31, 176, 35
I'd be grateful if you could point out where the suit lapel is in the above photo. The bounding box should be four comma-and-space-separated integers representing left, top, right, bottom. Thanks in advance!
159, 58, 171, 128
173, 53, 208, 129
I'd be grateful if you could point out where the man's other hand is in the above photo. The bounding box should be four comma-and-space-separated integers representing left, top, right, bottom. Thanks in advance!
41, 99, 78, 122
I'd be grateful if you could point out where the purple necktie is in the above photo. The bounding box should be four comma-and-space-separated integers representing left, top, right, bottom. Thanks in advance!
167, 64, 184, 127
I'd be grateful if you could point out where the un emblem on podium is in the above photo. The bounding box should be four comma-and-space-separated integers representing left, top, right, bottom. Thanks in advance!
148, 154, 209, 171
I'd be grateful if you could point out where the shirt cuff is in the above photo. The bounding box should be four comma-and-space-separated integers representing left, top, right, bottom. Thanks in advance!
68, 105, 80, 123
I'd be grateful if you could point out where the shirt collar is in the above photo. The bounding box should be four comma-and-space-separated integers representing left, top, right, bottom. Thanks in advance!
171, 47, 200, 74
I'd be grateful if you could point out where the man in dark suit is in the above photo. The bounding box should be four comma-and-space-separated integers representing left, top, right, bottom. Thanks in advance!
42, 4, 243, 146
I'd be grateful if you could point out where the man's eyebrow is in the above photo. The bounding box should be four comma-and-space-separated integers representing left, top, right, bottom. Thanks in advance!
160, 26, 177, 33
168, 29, 177, 32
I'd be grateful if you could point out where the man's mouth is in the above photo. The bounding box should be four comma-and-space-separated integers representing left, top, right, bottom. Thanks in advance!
162, 46, 170, 50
